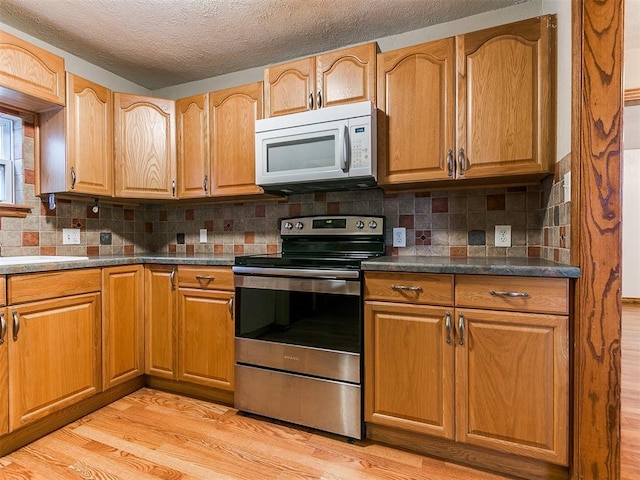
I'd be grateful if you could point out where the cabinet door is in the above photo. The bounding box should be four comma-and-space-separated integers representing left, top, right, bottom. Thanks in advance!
8, 293, 101, 431
0, 30, 65, 111
0, 308, 7, 435
145, 265, 178, 380
365, 301, 454, 439
177, 288, 234, 390
176, 93, 210, 198
66, 74, 113, 196
264, 57, 315, 117
377, 38, 455, 185
456, 16, 554, 179
317, 43, 377, 109
210, 82, 263, 197
114, 93, 177, 199
455, 308, 568, 465
102, 265, 144, 390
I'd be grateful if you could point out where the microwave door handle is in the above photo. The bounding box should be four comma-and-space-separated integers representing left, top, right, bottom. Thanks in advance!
340, 124, 350, 172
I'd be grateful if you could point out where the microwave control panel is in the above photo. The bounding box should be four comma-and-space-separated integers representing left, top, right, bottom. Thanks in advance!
350, 122, 371, 168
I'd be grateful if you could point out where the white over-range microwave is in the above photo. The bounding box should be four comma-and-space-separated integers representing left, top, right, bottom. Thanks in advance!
255, 101, 377, 194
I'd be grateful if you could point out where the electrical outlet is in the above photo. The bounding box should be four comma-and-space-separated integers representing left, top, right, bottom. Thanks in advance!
495, 225, 511, 247
392, 227, 406, 247
62, 228, 81, 245
199, 229, 208, 243
564, 172, 571, 202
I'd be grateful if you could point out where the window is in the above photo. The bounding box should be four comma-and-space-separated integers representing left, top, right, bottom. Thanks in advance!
0, 116, 15, 204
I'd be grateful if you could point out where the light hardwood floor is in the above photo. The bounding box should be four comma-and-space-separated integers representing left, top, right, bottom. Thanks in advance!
1, 304, 638, 480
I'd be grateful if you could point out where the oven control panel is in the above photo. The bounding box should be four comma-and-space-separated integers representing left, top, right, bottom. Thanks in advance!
280, 215, 384, 236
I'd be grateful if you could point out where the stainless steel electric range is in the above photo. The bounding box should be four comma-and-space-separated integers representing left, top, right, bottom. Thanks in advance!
232, 214, 385, 439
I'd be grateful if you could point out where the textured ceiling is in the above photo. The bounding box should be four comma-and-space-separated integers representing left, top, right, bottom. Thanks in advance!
0, 0, 531, 90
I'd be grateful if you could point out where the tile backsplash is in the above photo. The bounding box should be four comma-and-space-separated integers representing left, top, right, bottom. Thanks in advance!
0, 107, 571, 262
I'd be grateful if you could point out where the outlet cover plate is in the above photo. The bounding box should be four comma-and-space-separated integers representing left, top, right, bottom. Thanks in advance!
392, 227, 406, 247
495, 225, 511, 247
199, 229, 207, 243
62, 228, 81, 245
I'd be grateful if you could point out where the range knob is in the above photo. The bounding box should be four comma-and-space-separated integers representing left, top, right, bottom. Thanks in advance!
295, 221, 304, 230
283, 222, 293, 230
355, 220, 365, 229
368, 220, 378, 229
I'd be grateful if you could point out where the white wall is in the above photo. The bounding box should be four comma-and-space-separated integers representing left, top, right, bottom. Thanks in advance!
0, 21, 149, 95
626, 47, 640, 89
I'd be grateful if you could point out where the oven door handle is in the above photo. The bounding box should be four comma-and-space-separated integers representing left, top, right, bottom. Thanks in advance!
232, 266, 360, 280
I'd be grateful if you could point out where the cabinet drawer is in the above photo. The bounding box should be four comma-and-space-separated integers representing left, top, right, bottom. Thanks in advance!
178, 266, 234, 291
8, 268, 101, 304
364, 272, 454, 305
455, 275, 568, 315
0, 276, 5, 306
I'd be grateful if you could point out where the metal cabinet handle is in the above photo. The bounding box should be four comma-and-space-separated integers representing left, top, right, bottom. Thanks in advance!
0, 312, 6, 345
445, 312, 452, 345
12, 311, 19, 342
70, 166, 76, 189
203, 175, 208, 195
228, 296, 234, 318
172, 179, 176, 197
391, 285, 423, 293
489, 290, 530, 298
446, 149, 454, 177
195, 275, 215, 283
317, 90, 322, 109
458, 312, 465, 346
170, 267, 176, 290
308, 92, 314, 110
458, 148, 466, 176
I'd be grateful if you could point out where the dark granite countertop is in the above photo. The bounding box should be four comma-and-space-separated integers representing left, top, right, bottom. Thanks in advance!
362, 256, 580, 278
0, 254, 580, 278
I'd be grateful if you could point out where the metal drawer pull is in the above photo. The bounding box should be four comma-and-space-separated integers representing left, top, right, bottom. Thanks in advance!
196, 275, 215, 282
170, 267, 176, 290
458, 313, 465, 346
12, 311, 19, 342
391, 285, 423, 292
446, 149, 454, 177
445, 312, 452, 344
0, 312, 6, 345
489, 290, 530, 298
228, 296, 234, 318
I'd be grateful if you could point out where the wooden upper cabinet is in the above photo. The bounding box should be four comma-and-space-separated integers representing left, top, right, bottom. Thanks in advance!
457, 16, 555, 179
210, 82, 263, 197
264, 43, 377, 117
0, 29, 65, 111
377, 38, 455, 186
114, 93, 177, 199
176, 93, 210, 198
40, 73, 113, 196
316, 42, 377, 109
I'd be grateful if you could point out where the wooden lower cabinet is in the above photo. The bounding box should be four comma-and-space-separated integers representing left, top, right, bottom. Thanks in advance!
364, 272, 570, 469
7, 292, 101, 431
177, 287, 234, 390
102, 265, 144, 390
1, 308, 7, 435
144, 265, 178, 379
364, 302, 454, 439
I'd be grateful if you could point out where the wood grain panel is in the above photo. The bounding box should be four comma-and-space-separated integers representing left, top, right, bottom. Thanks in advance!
377, 38, 455, 185
0, 276, 6, 306
144, 265, 177, 379
209, 82, 263, 197
176, 93, 209, 198
571, 1, 623, 478
364, 272, 454, 305
317, 42, 377, 108
264, 57, 315, 117
455, 308, 569, 465
114, 93, 176, 199
0, 307, 7, 435
455, 275, 568, 315
177, 265, 234, 291
8, 268, 101, 305
0, 29, 65, 109
8, 293, 101, 431
102, 265, 144, 390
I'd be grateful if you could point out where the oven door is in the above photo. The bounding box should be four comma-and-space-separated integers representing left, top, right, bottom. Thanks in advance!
233, 267, 362, 383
